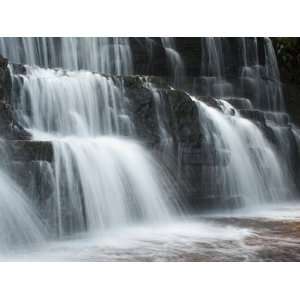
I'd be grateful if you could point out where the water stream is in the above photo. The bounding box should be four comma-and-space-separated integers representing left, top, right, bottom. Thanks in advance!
0, 37, 299, 260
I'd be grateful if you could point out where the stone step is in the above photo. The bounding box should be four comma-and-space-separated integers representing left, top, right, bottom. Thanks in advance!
264, 111, 290, 126
179, 144, 230, 166
187, 194, 245, 210
11, 63, 171, 90
222, 96, 253, 110
239, 109, 290, 127
239, 109, 266, 124
6, 140, 53, 162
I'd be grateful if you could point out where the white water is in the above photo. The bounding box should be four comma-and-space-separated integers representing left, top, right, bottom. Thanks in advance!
3, 217, 252, 261
14, 65, 180, 237
201, 37, 225, 78
161, 38, 185, 87
240, 37, 285, 111
51, 136, 178, 236
193, 98, 290, 207
0, 167, 45, 253
0, 37, 133, 74
2, 37, 298, 260
17, 66, 133, 136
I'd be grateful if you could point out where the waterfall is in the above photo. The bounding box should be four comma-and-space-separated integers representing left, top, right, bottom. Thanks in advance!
0, 37, 133, 75
161, 38, 186, 87
0, 164, 45, 252
16, 66, 134, 136
240, 37, 285, 111
198, 37, 233, 98
12, 65, 180, 237
200, 37, 225, 79
0, 37, 298, 254
193, 37, 285, 111
52, 137, 177, 236
192, 97, 292, 207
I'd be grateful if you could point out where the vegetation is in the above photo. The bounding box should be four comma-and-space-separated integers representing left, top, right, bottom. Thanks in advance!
272, 37, 300, 84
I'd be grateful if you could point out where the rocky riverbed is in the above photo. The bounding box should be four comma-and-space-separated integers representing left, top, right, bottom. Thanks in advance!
3, 203, 300, 262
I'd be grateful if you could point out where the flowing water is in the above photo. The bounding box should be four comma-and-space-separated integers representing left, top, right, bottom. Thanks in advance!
51, 136, 178, 236
4, 204, 300, 261
0, 164, 45, 253
0, 37, 299, 260
15, 66, 133, 136
11, 64, 180, 240
193, 98, 292, 207
0, 37, 133, 74
161, 38, 185, 87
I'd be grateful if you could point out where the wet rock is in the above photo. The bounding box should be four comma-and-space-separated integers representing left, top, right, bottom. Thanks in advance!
125, 86, 161, 144
6, 140, 53, 162
0, 55, 31, 139
114, 75, 169, 90
222, 96, 253, 110
10, 63, 27, 75
164, 90, 203, 144
239, 109, 266, 125
264, 111, 290, 126
6, 161, 55, 208
193, 95, 223, 111
179, 143, 230, 166
125, 87, 204, 146
187, 194, 245, 211
129, 38, 169, 77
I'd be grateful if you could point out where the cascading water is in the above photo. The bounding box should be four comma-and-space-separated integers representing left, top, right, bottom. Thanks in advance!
0, 150, 45, 253
52, 137, 176, 235
0, 37, 299, 260
199, 37, 233, 98
15, 66, 134, 136
201, 37, 225, 79
194, 37, 285, 112
192, 97, 293, 207
0, 37, 133, 75
161, 38, 185, 87
240, 37, 285, 111
12, 65, 179, 237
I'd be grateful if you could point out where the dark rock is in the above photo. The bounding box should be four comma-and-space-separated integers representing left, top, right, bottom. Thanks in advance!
165, 90, 202, 144
179, 143, 230, 166
0, 55, 32, 139
222, 96, 253, 110
193, 95, 223, 111
125, 87, 204, 146
282, 83, 300, 126
265, 111, 290, 126
10, 63, 27, 75
129, 38, 169, 76
239, 109, 266, 125
114, 75, 169, 90
125, 86, 161, 144
187, 194, 245, 211
6, 140, 53, 162
7, 160, 55, 204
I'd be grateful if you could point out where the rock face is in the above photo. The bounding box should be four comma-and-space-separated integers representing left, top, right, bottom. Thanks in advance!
0, 37, 300, 212
1, 61, 236, 211
6, 140, 53, 162
0, 56, 31, 140
269, 38, 300, 126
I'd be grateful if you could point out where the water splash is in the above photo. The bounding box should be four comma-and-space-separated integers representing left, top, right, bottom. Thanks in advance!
12, 65, 181, 237
52, 136, 179, 236
0, 167, 45, 252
